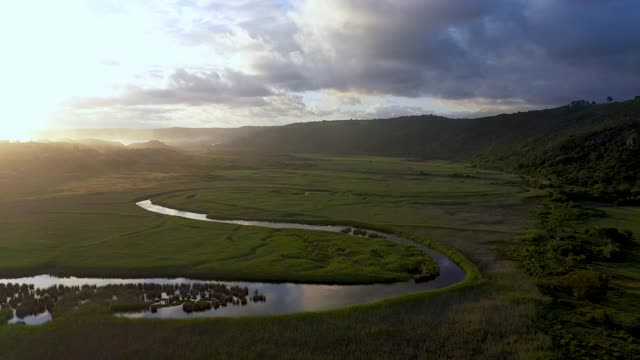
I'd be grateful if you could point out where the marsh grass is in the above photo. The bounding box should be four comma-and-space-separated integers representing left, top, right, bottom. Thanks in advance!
0, 154, 553, 359
0, 280, 553, 359
0, 197, 430, 284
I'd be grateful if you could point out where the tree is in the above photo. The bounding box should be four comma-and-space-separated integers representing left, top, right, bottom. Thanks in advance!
607, 96, 613, 102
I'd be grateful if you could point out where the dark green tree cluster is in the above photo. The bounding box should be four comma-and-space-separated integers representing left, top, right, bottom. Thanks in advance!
516, 195, 638, 358
478, 99, 640, 203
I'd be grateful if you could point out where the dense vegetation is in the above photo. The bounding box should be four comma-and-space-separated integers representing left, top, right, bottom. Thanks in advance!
515, 194, 639, 358
478, 100, 640, 202
214, 98, 637, 159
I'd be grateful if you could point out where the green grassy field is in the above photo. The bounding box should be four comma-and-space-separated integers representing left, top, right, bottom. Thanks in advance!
155, 156, 533, 232
0, 154, 554, 359
0, 190, 431, 283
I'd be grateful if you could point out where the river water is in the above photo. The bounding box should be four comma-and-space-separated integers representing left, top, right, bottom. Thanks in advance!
0, 200, 465, 324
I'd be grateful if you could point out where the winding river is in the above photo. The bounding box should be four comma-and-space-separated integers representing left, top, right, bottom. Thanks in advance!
0, 200, 465, 324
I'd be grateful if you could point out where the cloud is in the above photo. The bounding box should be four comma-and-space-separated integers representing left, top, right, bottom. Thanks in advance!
51, 106, 179, 129
360, 104, 432, 120
70, 69, 274, 108
247, 0, 640, 105
63, 0, 640, 127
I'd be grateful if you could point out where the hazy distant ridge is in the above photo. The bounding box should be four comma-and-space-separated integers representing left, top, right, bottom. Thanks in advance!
33, 126, 265, 146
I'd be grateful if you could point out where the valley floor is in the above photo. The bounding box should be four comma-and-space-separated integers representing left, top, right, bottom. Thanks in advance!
0, 154, 560, 358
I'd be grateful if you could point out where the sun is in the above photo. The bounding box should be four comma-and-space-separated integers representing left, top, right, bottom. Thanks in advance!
0, 0, 100, 141
0, 123, 34, 142
0, 98, 53, 141
0, 72, 55, 141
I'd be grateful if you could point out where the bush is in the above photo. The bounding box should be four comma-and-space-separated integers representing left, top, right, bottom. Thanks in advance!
554, 270, 608, 302
414, 261, 439, 282
251, 290, 266, 302
590, 227, 634, 261
591, 227, 634, 247
598, 242, 622, 260
0, 307, 13, 324
182, 301, 212, 313
15, 297, 43, 319
352, 229, 367, 236
585, 309, 611, 324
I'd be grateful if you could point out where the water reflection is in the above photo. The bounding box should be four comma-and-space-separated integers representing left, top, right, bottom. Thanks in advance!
0, 200, 466, 324
7, 310, 52, 326
126, 200, 466, 318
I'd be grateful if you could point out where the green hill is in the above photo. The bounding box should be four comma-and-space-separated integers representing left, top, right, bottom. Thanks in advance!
220, 99, 640, 200
476, 100, 640, 201
223, 101, 635, 158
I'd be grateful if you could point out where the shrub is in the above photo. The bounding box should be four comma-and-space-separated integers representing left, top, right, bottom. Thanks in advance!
590, 227, 634, 261
598, 242, 621, 260
554, 270, 608, 302
585, 309, 611, 324
183, 301, 212, 313
591, 227, 634, 247
251, 290, 266, 303
414, 261, 440, 282
0, 307, 13, 324
565, 254, 587, 269
352, 229, 367, 236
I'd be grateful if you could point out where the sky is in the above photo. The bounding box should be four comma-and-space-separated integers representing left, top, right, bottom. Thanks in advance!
0, 0, 639, 140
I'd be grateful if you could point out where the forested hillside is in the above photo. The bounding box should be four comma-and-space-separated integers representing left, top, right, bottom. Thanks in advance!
222, 100, 636, 158
477, 100, 640, 201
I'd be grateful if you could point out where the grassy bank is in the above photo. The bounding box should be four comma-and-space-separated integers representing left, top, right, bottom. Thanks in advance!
0, 154, 550, 359
0, 193, 433, 284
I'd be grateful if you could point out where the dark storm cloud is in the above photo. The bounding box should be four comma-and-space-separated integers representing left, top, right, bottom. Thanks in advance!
246, 0, 640, 105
